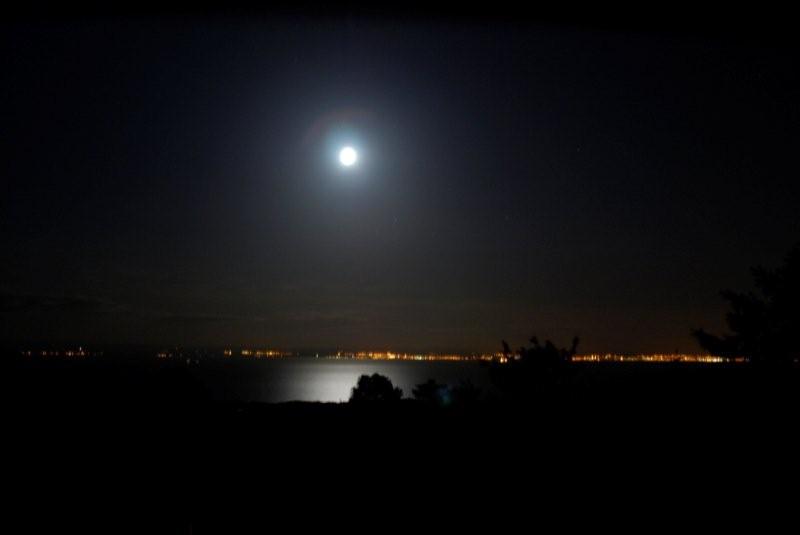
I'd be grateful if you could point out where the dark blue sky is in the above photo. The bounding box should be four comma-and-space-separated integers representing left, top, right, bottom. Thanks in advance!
2, 14, 799, 352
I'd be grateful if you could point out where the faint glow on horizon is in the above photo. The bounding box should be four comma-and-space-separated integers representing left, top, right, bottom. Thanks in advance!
338, 146, 357, 167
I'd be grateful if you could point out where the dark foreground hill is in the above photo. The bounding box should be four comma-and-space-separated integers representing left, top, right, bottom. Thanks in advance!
4, 353, 798, 528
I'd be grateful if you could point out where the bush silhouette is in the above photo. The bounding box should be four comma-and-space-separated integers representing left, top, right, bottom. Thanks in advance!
492, 334, 579, 399
450, 380, 482, 407
349, 373, 403, 403
514, 335, 579, 371
412, 379, 448, 405
693, 244, 800, 367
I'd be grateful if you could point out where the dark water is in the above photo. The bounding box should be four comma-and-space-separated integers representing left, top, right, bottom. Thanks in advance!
190, 358, 493, 403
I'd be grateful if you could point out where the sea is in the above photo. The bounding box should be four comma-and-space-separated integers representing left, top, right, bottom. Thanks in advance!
188, 357, 494, 403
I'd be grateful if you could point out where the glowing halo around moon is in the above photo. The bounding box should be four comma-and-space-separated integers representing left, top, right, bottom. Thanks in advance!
338, 146, 358, 167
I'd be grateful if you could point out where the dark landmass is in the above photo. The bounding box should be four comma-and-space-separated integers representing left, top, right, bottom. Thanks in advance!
5, 351, 798, 528
7, 352, 798, 449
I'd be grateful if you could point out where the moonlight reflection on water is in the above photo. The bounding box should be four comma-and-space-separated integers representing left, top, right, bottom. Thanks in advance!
191, 359, 493, 403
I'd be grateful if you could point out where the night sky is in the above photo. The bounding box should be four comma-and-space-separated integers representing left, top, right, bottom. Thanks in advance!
3, 11, 799, 353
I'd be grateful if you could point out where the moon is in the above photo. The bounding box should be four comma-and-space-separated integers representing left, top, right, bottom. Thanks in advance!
339, 146, 357, 167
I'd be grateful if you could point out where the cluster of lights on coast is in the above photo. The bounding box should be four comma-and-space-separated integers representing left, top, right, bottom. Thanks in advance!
226, 349, 293, 358
572, 354, 747, 364
218, 349, 741, 364
19, 348, 102, 358
20, 347, 743, 364
330, 351, 506, 362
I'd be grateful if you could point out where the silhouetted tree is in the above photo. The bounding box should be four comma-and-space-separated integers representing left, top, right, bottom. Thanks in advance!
349, 373, 403, 403
693, 244, 800, 367
516, 335, 579, 370
501, 340, 512, 359
412, 379, 448, 405
491, 333, 579, 399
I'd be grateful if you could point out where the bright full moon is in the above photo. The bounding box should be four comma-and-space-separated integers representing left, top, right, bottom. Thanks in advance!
339, 146, 357, 167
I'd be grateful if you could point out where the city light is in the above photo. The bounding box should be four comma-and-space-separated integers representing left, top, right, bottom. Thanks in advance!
18, 347, 742, 364
571, 354, 745, 364
20, 347, 102, 358
232, 349, 293, 358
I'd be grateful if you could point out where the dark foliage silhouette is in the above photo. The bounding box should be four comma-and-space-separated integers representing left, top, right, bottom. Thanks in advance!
693, 244, 800, 367
449, 380, 482, 407
492, 334, 579, 398
518, 335, 579, 369
349, 373, 403, 403
412, 379, 448, 405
